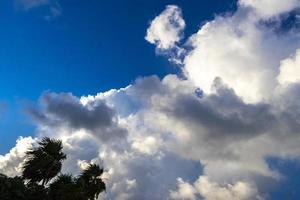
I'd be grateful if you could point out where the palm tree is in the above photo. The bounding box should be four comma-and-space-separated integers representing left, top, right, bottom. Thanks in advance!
22, 137, 66, 185
77, 164, 106, 200
49, 174, 86, 200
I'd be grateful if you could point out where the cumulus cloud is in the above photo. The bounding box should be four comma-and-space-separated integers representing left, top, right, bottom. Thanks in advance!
239, 0, 300, 18
277, 49, 300, 84
145, 5, 185, 50
182, 11, 300, 103
0, 137, 36, 177
146, 3, 300, 103
2, 73, 300, 199
170, 176, 262, 200
28, 92, 127, 143
73, 74, 296, 198
169, 178, 197, 200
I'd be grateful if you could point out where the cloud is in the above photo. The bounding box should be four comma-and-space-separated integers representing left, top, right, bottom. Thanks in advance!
0, 137, 36, 177
169, 178, 197, 200
14, 0, 62, 20
182, 10, 300, 103
2, 73, 300, 199
170, 176, 263, 200
145, 5, 185, 50
143, 0, 300, 197
28, 92, 127, 143
132, 136, 162, 155
15, 0, 49, 10
277, 49, 300, 84
5, 74, 299, 199
76, 75, 291, 198
239, 0, 300, 18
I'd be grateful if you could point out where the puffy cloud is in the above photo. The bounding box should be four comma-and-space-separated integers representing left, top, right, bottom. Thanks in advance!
147, 3, 300, 103
77, 159, 91, 170
132, 136, 162, 155
170, 176, 262, 200
277, 49, 300, 84
145, 5, 185, 50
239, 0, 300, 18
28, 92, 127, 143
169, 178, 197, 200
78, 74, 296, 195
0, 137, 36, 177
182, 12, 300, 103
143, 0, 300, 194
2, 73, 300, 199
102, 151, 200, 200
117, 76, 287, 184
4, 73, 300, 199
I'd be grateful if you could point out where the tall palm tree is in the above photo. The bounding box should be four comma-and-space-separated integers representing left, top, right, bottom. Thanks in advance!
77, 164, 106, 200
22, 137, 66, 185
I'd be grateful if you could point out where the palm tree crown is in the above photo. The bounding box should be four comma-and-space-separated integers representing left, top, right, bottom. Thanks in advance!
78, 164, 106, 200
1, 138, 107, 199
49, 174, 86, 200
22, 137, 66, 185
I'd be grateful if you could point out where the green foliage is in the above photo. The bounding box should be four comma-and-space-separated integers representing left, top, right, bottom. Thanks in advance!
0, 137, 106, 200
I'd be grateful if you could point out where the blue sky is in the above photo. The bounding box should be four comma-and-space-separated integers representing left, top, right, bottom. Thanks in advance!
2, 1, 300, 199
0, 0, 236, 153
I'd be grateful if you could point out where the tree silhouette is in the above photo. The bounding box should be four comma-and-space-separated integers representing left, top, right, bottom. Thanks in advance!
26, 182, 50, 200
22, 138, 66, 185
49, 174, 85, 200
0, 137, 106, 200
77, 164, 106, 200
0, 174, 26, 200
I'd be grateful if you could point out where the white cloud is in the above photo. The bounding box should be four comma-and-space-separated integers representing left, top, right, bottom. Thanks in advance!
28, 92, 128, 146
77, 159, 91, 171
3, 73, 300, 198
132, 136, 161, 155
2, 73, 300, 199
169, 178, 197, 200
170, 176, 262, 200
146, 2, 300, 103
239, 0, 300, 18
0, 137, 36, 177
182, 12, 300, 103
145, 5, 185, 50
277, 49, 300, 85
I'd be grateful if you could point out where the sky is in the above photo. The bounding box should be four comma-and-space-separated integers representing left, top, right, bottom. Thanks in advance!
0, 0, 236, 153
1, 0, 300, 200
